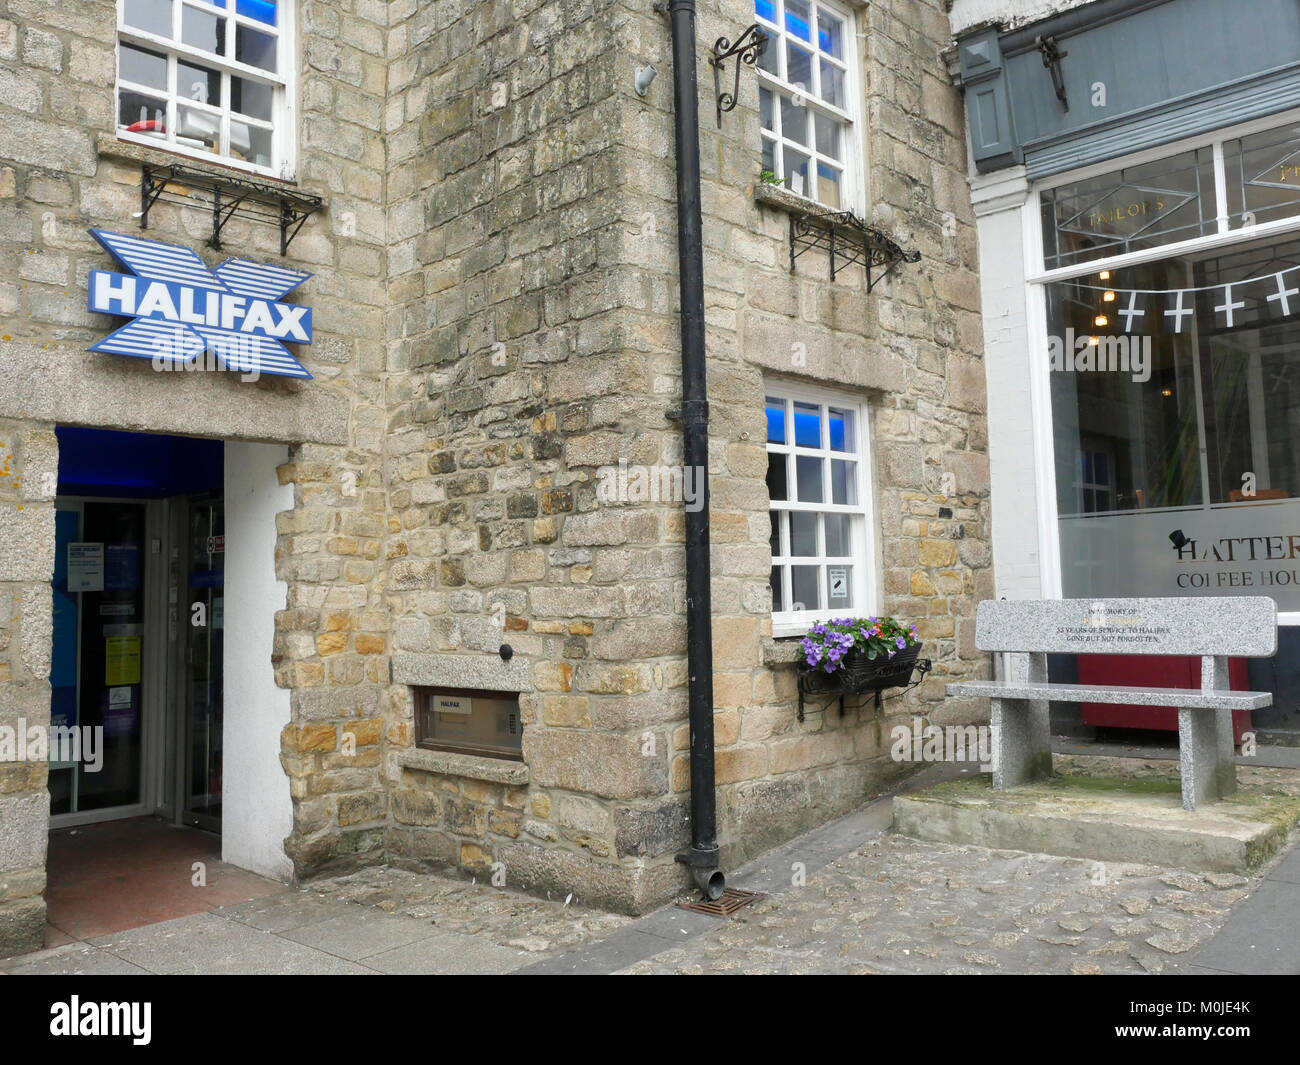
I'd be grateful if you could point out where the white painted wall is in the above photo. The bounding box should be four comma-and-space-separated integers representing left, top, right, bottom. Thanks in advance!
969, 167, 1047, 599
222, 441, 294, 881
949, 0, 1099, 35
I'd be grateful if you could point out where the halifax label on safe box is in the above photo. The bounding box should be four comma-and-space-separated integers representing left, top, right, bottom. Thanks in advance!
86, 228, 314, 379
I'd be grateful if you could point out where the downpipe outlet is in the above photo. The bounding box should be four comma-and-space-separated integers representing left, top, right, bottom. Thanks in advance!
692, 866, 726, 901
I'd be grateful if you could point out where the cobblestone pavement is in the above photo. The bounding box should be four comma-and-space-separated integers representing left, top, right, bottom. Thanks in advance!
618, 837, 1258, 975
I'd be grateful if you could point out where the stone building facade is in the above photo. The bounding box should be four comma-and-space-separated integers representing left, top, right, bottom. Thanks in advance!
0, 0, 987, 956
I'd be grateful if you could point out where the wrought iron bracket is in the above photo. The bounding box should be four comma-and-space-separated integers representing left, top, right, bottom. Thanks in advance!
1035, 34, 1069, 111
786, 204, 921, 289
138, 163, 324, 257
709, 24, 768, 128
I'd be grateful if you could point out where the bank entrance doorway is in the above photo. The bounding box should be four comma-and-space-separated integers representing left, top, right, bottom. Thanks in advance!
50, 428, 225, 834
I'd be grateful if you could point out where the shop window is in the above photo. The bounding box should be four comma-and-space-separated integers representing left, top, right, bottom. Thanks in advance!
116, 0, 293, 178
1224, 123, 1300, 230
765, 384, 875, 635
414, 687, 523, 761
755, 0, 861, 210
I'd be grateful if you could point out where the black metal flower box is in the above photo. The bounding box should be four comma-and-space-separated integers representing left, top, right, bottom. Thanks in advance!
796, 643, 929, 721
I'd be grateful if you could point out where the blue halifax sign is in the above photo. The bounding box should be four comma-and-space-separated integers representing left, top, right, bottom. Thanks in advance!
87, 229, 314, 379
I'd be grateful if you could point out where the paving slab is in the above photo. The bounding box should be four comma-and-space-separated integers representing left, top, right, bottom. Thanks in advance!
1182, 880, 1300, 975
362, 930, 527, 974
213, 891, 362, 933
87, 912, 376, 975
1, 941, 153, 976
279, 909, 441, 961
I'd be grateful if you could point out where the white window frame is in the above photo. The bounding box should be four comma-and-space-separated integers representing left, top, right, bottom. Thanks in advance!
765, 381, 877, 637
1021, 106, 1300, 624
115, 0, 296, 180
755, 0, 865, 214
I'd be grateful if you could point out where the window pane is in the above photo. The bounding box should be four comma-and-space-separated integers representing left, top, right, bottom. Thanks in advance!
831, 459, 856, 504
819, 60, 844, 108
790, 511, 817, 556
761, 136, 776, 177
124, 0, 173, 38
815, 113, 841, 160
817, 10, 844, 59
755, 0, 776, 23
784, 145, 809, 197
1224, 123, 1300, 230
791, 565, 820, 611
827, 564, 852, 608
781, 95, 808, 146
765, 396, 786, 443
769, 513, 782, 558
824, 513, 851, 556
231, 75, 273, 121
236, 0, 277, 25
816, 163, 841, 208
828, 406, 852, 452
176, 104, 220, 153
235, 23, 276, 71
178, 59, 221, 105
182, 5, 226, 54
786, 43, 813, 92
796, 455, 823, 502
759, 85, 775, 131
784, 0, 812, 43
231, 118, 273, 167
758, 34, 780, 76
119, 44, 168, 90
767, 452, 789, 501
119, 90, 167, 135
793, 401, 821, 447
769, 566, 784, 611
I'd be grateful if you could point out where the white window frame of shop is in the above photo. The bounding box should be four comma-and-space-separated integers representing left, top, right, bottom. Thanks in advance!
765, 382, 877, 637
1019, 106, 1300, 625
115, 0, 296, 180
754, 0, 864, 213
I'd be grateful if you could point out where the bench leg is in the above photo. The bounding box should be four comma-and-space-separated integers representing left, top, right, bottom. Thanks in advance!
1178, 708, 1236, 810
991, 697, 1052, 789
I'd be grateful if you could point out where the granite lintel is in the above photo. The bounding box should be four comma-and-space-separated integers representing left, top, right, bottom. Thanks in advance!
395, 747, 529, 786
392, 652, 533, 693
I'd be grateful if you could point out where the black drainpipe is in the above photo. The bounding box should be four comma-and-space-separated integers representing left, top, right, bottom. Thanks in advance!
665, 0, 725, 900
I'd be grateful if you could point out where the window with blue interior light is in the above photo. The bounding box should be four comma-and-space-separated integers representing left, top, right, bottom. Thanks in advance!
116, 0, 292, 177
754, 0, 859, 210
765, 383, 876, 635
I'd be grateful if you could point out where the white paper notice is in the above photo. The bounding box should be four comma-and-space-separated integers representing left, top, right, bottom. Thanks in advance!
68, 543, 105, 592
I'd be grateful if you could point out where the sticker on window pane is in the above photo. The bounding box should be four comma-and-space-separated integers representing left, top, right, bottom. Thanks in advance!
816, 163, 841, 208
119, 91, 167, 137
828, 406, 852, 451
817, 11, 844, 59
791, 565, 820, 611
828, 566, 851, 605
819, 60, 844, 108
178, 60, 221, 105
231, 119, 273, 168
831, 458, 856, 505
124, 0, 173, 38
766, 451, 789, 501
784, 146, 810, 197
119, 45, 168, 91
786, 44, 813, 94
176, 105, 220, 153
182, 6, 227, 55
231, 75, 273, 121
781, 96, 808, 146
236, 0, 277, 26
790, 511, 817, 556
236, 23, 276, 72
793, 401, 820, 447
784, 0, 812, 43
814, 114, 841, 160
796, 455, 824, 503
824, 512, 851, 556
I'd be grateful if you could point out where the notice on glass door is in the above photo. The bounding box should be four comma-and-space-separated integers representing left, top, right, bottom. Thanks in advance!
68, 543, 104, 592
105, 635, 141, 686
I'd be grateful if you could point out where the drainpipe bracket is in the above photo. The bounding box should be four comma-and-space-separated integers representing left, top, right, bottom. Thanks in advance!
675, 844, 720, 869
679, 398, 710, 427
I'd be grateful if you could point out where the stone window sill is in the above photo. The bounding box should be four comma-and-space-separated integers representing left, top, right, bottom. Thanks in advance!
762, 637, 804, 667
753, 180, 834, 218
96, 133, 301, 189
395, 747, 529, 786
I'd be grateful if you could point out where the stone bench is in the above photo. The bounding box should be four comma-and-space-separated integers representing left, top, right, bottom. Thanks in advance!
946, 597, 1277, 810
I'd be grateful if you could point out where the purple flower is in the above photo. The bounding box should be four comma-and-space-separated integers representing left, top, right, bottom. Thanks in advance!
896, 636, 906, 649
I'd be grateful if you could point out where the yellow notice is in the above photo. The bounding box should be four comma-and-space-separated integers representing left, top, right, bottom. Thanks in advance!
105, 635, 141, 686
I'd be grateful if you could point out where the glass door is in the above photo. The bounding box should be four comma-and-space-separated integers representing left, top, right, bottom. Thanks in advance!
183, 495, 224, 832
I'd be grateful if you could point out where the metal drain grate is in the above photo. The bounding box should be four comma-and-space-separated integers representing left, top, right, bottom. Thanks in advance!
677, 887, 763, 917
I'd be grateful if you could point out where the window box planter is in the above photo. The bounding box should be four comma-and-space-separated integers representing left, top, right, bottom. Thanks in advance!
795, 617, 931, 720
